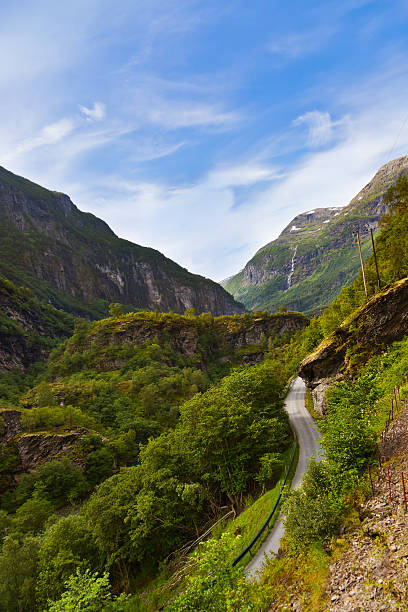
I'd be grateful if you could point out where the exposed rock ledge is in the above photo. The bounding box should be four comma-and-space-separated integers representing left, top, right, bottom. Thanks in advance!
299, 277, 408, 413
16, 431, 81, 470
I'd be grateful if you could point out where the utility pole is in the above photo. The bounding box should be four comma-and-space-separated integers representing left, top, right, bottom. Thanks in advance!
356, 230, 368, 299
370, 228, 381, 292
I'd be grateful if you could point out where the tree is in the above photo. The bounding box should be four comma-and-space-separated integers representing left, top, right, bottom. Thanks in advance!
36, 380, 55, 407
47, 569, 128, 611
166, 533, 255, 611
0, 534, 40, 612
36, 515, 101, 607
84, 467, 143, 589
35, 457, 88, 505
108, 303, 123, 317
12, 496, 55, 534
85, 447, 114, 486
184, 307, 196, 317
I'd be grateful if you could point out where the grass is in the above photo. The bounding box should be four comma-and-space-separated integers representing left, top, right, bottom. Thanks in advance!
219, 440, 299, 569
258, 542, 330, 610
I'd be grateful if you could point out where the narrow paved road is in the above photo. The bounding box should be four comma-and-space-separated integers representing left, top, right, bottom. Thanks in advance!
245, 376, 322, 578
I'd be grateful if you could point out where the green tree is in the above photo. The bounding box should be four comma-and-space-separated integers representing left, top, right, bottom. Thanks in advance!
35, 457, 88, 505
108, 303, 124, 317
36, 380, 55, 407
184, 307, 196, 317
85, 447, 114, 486
12, 496, 55, 534
166, 533, 255, 612
47, 568, 128, 611
0, 534, 40, 612
37, 515, 101, 607
84, 467, 143, 590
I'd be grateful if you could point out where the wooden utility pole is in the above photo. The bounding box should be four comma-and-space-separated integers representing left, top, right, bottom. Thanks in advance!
370, 228, 381, 292
356, 230, 368, 299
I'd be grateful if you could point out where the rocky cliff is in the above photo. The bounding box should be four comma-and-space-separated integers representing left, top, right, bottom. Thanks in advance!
224, 156, 408, 314
48, 310, 310, 375
299, 277, 408, 412
0, 276, 74, 371
0, 165, 244, 318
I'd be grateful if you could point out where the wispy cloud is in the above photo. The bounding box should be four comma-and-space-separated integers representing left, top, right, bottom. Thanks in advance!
267, 27, 335, 59
2, 118, 75, 162
70, 63, 408, 281
79, 102, 106, 121
293, 110, 340, 147
147, 103, 241, 130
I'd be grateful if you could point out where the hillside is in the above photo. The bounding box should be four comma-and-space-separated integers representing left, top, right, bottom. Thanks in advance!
0, 275, 75, 371
224, 156, 408, 314
0, 165, 244, 318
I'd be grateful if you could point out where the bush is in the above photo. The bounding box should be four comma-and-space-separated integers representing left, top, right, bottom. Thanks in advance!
284, 460, 344, 549
35, 457, 88, 506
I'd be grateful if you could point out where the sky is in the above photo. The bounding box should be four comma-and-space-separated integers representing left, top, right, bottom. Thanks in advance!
2, 1, 408, 281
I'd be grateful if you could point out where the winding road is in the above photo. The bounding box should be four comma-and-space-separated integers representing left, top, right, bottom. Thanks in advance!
245, 376, 322, 578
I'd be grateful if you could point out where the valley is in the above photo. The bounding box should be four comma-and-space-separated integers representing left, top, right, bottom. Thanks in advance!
1, 162, 408, 610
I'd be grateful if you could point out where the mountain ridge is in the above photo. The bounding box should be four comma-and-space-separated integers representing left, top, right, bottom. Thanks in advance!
0, 165, 245, 318
224, 155, 408, 314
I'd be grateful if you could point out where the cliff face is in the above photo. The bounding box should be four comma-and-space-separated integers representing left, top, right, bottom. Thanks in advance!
54, 310, 310, 373
299, 277, 408, 412
224, 156, 408, 315
0, 165, 244, 318
0, 276, 74, 371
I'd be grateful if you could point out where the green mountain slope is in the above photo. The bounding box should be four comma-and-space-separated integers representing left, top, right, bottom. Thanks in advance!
224, 156, 408, 314
0, 166, 245, 318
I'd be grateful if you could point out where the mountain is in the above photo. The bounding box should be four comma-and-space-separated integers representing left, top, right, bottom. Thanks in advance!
0, 166, 245, 318
223, 156, 408, 315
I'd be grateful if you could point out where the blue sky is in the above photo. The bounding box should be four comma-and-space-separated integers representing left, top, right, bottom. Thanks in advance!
2, 0, 408, 280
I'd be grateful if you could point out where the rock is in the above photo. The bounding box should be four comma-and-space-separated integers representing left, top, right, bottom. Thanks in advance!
0, 408, 23, 441
16, 431, 81, 470
300, 278, 408, 399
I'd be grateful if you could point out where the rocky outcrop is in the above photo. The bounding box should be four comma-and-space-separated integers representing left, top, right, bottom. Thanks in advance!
299, 278, 408, 412
0, 165, 244, 317
16, 431, 81, 471
224, 156, 408, 314
0, 276, 74, 370
325, 401, 408, 610
0, 409, 23, 442
61, 311, 310, 372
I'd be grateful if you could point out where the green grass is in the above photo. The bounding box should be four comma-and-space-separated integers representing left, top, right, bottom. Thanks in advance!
224, 441, 299, 569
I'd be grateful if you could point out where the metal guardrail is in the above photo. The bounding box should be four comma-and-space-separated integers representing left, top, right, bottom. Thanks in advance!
231, 433, 298, 567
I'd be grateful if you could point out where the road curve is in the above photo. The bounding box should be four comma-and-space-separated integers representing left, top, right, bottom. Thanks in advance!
245, 376, 322, 578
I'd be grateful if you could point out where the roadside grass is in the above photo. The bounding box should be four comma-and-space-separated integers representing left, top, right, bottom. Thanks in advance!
257, 542, 330, 610
219, 440, 299, 570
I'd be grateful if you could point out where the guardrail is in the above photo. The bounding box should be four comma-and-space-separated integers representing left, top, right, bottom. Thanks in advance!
231, 433, 298, 567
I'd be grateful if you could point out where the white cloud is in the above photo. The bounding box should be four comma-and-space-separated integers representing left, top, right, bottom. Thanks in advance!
206, 164, 278, 189
70, 70, 408, 282
79, 102, 106, 121
146, 102, 241, 130
3, 118, 75, 163
293, 111, 338, 147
